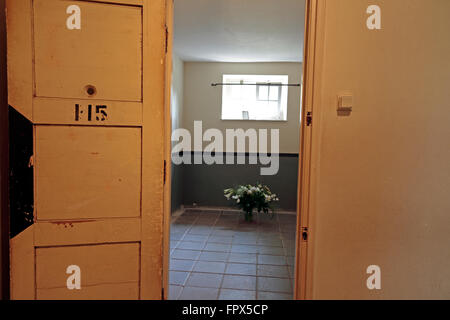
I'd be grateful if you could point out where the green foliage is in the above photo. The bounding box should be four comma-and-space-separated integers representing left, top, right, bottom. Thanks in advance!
224, 184, 279, 222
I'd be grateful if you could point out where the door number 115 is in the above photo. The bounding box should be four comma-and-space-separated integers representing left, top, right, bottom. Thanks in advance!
75, 104, 108, 122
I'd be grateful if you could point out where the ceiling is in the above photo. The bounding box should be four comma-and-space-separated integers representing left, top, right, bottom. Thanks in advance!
173, 0, 306, 63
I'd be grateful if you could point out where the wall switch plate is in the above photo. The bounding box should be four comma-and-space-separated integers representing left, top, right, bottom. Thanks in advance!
338, 94, 353, 112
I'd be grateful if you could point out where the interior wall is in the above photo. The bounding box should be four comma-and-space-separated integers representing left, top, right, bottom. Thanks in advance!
0, 0, 9, 300
310, 0, 450, 299
183, 62, 302, 154
175, 62, 302, 211
182, 154, 299, 211
170, 54, 185, 213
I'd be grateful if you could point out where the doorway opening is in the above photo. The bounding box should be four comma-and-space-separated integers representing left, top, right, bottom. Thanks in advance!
167, 0, 306, 300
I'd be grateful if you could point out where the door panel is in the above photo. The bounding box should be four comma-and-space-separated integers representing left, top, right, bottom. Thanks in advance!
36, 243, 140, 300
34, 0, 143, 102
35, 126, 141, 221
34, 218, 141, 247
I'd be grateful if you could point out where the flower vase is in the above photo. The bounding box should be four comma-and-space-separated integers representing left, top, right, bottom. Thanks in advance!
244, 209, 254, 222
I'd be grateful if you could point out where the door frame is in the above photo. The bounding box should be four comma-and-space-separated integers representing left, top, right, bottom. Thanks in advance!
294, 0, 325, 300
161, 0, 327, 301
162, 0, 174, 301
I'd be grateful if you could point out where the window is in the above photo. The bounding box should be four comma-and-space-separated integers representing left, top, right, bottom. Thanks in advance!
221, 74, 289, 121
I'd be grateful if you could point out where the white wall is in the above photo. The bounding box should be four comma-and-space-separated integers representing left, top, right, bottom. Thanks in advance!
308, 0, 450, 299
182, 62, 302, 154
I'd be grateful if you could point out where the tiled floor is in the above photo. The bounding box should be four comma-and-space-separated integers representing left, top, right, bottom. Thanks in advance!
169, 209, 297, 300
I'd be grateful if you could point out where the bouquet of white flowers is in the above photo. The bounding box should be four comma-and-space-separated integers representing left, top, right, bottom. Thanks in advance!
224, 184, 279, 222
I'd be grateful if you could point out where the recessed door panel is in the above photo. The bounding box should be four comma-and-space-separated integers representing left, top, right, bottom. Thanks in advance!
36, 243, 140, 300
35, 126, 142, 220
33, 0, 143, 102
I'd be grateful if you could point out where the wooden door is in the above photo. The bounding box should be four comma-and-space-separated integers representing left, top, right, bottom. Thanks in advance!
7, 0, 170, 300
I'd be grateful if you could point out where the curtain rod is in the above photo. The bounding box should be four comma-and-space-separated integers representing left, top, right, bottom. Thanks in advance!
211, 83, 301, 87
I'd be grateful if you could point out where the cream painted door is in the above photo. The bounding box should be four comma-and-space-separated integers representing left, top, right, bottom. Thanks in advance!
7, 0, 170, 299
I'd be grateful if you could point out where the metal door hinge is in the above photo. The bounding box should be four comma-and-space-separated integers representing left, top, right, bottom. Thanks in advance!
301, 227, 309, 242
306, 112, 312, 127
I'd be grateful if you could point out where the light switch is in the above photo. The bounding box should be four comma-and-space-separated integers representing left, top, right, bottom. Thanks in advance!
338, 94, 353, 112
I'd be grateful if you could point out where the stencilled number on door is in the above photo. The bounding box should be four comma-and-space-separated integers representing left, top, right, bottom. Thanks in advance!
75, 104, 109, 122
